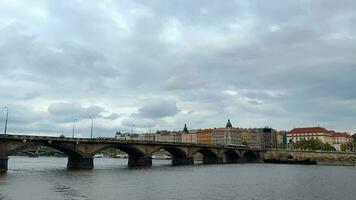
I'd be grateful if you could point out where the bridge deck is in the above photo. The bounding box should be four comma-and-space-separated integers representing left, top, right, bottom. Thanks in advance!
0, 134, 253, 150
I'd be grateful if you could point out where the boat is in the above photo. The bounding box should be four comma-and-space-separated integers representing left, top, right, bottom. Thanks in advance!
114, 154, 128, 159
94, 154, 104, 158
152, 155, 172, 160
264, 158, 317, 165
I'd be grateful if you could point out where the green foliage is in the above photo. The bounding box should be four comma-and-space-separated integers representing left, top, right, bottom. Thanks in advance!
294, 139, 335, 151
340, 143, 348, 151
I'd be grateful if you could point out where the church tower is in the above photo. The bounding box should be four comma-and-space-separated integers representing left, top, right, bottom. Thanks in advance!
225, 119, 232, 129
183, 124, 189, 133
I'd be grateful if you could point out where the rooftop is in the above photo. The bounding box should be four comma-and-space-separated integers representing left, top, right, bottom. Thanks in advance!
289, 127, 330, 134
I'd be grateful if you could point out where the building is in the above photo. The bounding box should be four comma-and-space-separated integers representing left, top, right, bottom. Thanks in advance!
240, 129, 263, 148
260, 127, 278, 149
239, 127, 278, 149
277, 131, 288, 149
181, 133, 197, 144
287, 127, 334, 145
332, 132, 352, 151
171, 131, 182, 143
211, 128, 242, 145
287, 127, 354, 151
180, 124, 197, 143
211, 120, 242, 145
144, 133, 155, 141
196, 129, 213, 144
157, 131, 173, 142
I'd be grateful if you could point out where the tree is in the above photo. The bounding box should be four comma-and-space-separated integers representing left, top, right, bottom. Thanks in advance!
294, 139, 335, 151
341, 143, 348, 151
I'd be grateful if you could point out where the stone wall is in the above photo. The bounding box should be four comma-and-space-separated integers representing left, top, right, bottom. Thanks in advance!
263, 150, 356, 165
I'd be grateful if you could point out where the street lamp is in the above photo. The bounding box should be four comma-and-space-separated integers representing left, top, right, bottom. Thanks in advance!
72, 119, 77, 138
4, 107, 8, 135
90, 117, 94, 139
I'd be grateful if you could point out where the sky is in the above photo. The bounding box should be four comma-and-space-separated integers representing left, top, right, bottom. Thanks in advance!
0, 0, 356, 137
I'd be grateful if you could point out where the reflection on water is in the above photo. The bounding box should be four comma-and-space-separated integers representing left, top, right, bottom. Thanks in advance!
1, 156, 356, 200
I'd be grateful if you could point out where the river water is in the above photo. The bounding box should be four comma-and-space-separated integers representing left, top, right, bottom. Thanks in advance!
1, 156, 356, 200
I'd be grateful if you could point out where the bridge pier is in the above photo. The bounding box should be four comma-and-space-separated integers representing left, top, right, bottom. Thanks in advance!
128, 156, 152, 167
0, 156, 8, 173
67, 157, 94, 170
203, 157, 223, 164
172, 156, 194, 166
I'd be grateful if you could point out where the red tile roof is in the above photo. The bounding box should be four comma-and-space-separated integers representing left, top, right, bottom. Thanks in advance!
333, 132, 352, 138
289, 127, 329, 134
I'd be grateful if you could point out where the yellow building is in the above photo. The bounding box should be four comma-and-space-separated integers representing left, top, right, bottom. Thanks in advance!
181, 133, 197, 144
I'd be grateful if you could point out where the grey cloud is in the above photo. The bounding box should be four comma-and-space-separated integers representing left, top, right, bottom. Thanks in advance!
102, 113, 120, 120
48, 103, 105, 122
135, 100, 180, 119
121, 118, 156, 128
120, 100, 181, 129
1, 1, 356, 134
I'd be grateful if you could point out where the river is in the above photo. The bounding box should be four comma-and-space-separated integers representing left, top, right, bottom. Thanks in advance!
0, 156, 356, 200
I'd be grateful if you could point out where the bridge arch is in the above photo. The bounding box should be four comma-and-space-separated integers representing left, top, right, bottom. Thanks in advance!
192, 148, 222, 164
149, 146, 187, 158
88, 144, 146, 158
242, 150, 259, 162
149, 146, 194, 166
4, 141, 85, 158
222, 150, 241, 163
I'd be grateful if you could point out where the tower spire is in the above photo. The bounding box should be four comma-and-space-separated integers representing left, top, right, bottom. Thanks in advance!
183, 123, 189, 133
226, 119, 232, 129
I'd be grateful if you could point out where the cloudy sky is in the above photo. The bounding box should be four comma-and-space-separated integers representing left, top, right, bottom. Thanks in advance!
0, 0, 356, 137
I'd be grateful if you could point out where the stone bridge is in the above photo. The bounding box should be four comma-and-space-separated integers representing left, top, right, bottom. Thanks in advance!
0, 134, 263, 173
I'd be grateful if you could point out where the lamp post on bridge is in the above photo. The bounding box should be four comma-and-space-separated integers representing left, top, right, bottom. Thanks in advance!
72, 119, 77, 138
90, 117, 94, 139
3, 107, 8, 135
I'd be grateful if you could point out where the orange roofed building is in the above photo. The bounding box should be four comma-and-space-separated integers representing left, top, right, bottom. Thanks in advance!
196, 129, 213, 144
287, 127, 353, 151
287, 127, 334, 145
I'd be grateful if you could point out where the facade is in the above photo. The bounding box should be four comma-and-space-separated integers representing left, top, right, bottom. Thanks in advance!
144, 133, 155, 141
171, 132, 182, 143
260, 128, 278, 149
181, 133, 197, 144
212, 128, 242, 145
211, 120, 242, 146
287, 127, 353, 151
277, 131, 288, 149
196, 129, 213, 144
287, 127, 334, 145
239, 128, 278, 149
240, 129, 263, 148
158, 132, 174, 142
332, 132, 352, 151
